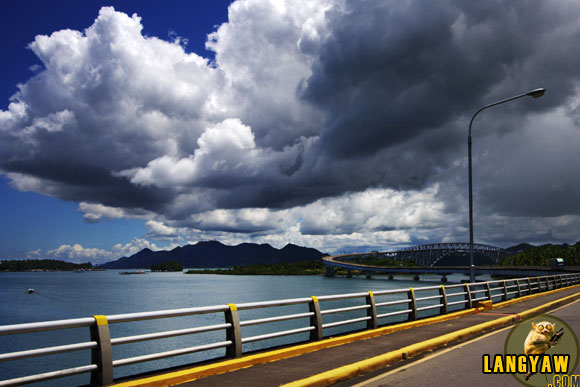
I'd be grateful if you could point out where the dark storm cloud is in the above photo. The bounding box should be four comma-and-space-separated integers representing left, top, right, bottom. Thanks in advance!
4, 158, 172, 210
300, 0, 576, 162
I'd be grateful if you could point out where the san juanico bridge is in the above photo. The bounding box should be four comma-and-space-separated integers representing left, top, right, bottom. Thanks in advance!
2, 1, 580, 386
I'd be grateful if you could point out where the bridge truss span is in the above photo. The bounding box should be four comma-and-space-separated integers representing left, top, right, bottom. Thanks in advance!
399, 242, 502, 253
396, 242, 505, 266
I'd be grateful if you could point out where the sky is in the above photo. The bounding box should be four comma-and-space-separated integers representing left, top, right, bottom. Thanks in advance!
1, 0, 579, 264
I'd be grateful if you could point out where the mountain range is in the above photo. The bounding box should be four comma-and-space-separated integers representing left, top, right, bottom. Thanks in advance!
100, 241, 326, 269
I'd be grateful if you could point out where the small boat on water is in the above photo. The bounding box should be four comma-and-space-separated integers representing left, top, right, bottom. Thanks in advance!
119, 270, 146, 275
27, 288, 35, 294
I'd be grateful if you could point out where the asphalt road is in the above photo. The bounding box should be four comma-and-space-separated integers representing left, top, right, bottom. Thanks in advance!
345, 299, 580, 387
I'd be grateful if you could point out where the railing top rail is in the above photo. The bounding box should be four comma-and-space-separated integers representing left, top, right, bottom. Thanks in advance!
106, 305, 230, 323
0, 317, 95, 336
236, 297, 312, 310
317, 292, 370, 301
412, 285, 444, 291
371, 288, 412, 296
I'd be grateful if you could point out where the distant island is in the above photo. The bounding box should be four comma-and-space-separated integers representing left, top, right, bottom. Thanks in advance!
100, 241, 326, 269
150, 261, 184, 272
0, 259, 94, 272
186, 260, 325, 275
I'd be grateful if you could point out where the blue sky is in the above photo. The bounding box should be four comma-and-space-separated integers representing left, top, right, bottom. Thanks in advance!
0, 1, 232, 260
1, 1, 580, 264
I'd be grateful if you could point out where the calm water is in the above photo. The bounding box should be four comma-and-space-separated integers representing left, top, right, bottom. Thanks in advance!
0, 270, 469, 386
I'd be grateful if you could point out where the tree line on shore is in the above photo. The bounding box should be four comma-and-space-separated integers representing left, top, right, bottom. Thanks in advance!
497, 241, 580, 266
186, 260, 325, 275
0, 259, 93, 271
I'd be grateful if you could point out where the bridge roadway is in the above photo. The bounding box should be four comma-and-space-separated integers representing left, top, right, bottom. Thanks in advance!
342, 297, 580, 387
114, 285, 580, 387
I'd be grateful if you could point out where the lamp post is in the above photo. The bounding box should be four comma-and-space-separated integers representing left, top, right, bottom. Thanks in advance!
468, 88, 545, 283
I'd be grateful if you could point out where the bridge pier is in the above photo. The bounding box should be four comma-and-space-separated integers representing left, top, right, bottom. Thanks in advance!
441, 275, 448, 283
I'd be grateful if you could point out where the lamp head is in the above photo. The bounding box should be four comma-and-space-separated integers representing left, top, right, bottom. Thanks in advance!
527, 88, 546, 98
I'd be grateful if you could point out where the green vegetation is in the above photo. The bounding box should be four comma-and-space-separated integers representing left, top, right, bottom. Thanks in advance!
338, 253, 417, 267
497, 242, 580, 266
186, 260, 324, 275
150, 261, 184, 272
0, 259, 93, 272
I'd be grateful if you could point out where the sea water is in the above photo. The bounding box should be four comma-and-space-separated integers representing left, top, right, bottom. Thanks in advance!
0, 270, 470, 386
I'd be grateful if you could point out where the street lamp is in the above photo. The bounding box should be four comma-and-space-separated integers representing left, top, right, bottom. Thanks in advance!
468, 88, 545, 283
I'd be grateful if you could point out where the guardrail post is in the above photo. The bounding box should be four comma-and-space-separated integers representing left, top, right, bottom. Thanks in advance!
225, 304, 242, 358
464, 284, 472, 309
516, 279, 522, 298
526, 278, 531, 295
408, 288, 418, 321
501, 280, 508, 301
439, 285, 448, 314
534, 277, 540, 293
90, 315, 113, 386
366, 291, 378, 330
309, 296, 323, 341
485, 282, 492, 301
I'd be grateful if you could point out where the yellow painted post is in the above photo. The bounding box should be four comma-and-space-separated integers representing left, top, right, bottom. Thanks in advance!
366, 291, 378, 330
439, 285, 448, 315
464, 283, 472, 309
485, 281, 492, 301
309, 296, 323, 341
408, 288, 417, 321
526, 278, 532, 295
90, 315, 113, 386
502, 280, 508, 301
225, 304, 242, 358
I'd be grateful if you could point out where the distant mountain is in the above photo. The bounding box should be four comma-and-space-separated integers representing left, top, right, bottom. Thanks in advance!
100, 241, 326, 269
504, 243, 537, 255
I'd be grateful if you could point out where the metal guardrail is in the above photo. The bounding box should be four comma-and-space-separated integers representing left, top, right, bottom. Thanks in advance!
0, 273, 579, 386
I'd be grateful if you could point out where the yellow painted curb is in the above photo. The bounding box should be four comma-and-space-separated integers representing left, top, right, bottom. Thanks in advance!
112, 284, 580, 387
111, 310, 479, 387
281, 287, 580, 387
